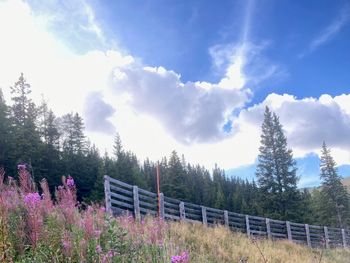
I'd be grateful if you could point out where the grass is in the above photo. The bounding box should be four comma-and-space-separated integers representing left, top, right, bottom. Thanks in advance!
0, 167, 349, 262
165, 221, 350, 263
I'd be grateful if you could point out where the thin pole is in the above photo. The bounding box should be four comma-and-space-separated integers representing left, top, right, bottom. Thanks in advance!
156, 164, 161, 217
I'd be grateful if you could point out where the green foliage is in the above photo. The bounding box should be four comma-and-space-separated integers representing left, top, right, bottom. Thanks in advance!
0, 74, 334, 224
317, 142, 350, 227
256, 107, 303, 221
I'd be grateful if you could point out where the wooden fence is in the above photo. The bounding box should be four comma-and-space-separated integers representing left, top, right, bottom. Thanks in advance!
104, 175, 349, 249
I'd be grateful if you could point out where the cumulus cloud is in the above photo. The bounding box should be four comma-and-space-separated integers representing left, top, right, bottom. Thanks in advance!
84, 91, 116, 134
235, 93, 350, 165
109, 65, 251, 144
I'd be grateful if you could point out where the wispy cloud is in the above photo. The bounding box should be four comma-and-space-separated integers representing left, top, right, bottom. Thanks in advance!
80, 0, 105, 44
300, 5, 350, 57
27, 0, 106, 50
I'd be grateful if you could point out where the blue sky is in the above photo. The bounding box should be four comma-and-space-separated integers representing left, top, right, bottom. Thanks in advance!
86, 0, 350, 102
1, 0, 350, 187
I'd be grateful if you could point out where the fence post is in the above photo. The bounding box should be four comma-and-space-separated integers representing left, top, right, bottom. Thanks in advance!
245, 215, 250, 237
324, 226, 330, 249
266, 218, 272, 240
159, 193, 165, 219
286, 221, 292, 241
103, 175, 112, 213
179, 202, 186, 220
341, 229, 347, 248
201, 206, 207, 226
224, 210, 229, 228
305, 224, 311, 247
133, 186, 140, 221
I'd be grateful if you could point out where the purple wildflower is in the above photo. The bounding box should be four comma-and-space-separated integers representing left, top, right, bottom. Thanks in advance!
171, 251, 189, 263
96, 245, 102, 253
94, 230, 102, 238
24, 192, 41, 207
66, 176, 75, 187
17, 164, 26, 170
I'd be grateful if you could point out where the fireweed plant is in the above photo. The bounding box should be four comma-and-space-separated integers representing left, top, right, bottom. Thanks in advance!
0, 166, 188, 262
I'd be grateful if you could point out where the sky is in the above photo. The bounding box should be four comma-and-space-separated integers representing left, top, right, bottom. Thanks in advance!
0, 0, 350, 187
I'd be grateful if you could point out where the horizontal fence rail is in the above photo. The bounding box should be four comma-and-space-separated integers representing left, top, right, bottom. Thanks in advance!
104, 175, 349, 249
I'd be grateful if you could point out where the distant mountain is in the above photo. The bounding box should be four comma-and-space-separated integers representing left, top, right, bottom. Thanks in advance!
343, 176, 350, 193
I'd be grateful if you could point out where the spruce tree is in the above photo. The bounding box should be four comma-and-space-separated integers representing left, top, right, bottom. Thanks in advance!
10, 73, 41, 167
0, 89, 14, 172
256, 107, 301, 220
319, 142, 350, 227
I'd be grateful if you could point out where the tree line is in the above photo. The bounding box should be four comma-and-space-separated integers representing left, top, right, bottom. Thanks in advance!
0, 74, 349, 228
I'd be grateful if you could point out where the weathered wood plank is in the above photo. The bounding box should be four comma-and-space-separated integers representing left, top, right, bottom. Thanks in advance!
266, 218, 272, 239
179, 202, 186, 220
138, 194, 157, 203
342, 229, 347, 248
139, 200, 157, 209
159, 193, 165, 219
201, 206, 207, 226
245, 215, 250, 237
164, 207, 180, 216
110, 199, 133, 209
110, 185, 133, 196
184, 206, 202, 215
164, 201, 179, 209
109, 177, 133, 189
133, 186, 140, 221
324, 226, 330, 249
164, 196, 181, 204
104, 176, 112, 213
184, 202, 201, 209
138, 188, 157, 197
286, 221, 292, 241
224, 210, 229, 228
110, 192, 133, 203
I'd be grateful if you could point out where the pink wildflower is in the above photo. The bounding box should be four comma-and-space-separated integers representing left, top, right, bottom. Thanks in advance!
96, 245, 102, 253
24, 192, 41, 207
171, 251, 189, 263
94, 230, 102, 238
17, 164, 26, 170
66, 176, 75, 187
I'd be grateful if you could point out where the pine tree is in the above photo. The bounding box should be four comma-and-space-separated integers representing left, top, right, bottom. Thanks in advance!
162, 151, 188, 200
60, 113, 86, 155
10, 73, 41, 167
0, 89, 14, 171
256, 107, 301, 220
319, 142, 350, 227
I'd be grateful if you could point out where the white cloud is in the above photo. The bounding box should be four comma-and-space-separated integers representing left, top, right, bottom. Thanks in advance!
0, 0, 348, 174
84, 91, 116, 134
234, 93, 350, 166
108, 64, 251, 144
209, 41, 285, 91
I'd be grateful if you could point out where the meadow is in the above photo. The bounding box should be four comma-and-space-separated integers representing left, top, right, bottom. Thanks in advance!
0, 168, 349, 262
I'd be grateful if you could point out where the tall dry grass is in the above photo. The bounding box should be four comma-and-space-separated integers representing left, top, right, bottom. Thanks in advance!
166, 221, 350, 263
0, 166, 349, 262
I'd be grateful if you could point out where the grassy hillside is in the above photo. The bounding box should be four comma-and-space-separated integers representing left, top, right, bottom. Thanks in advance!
165, 221, 350, 263
1, 169, 349, 262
